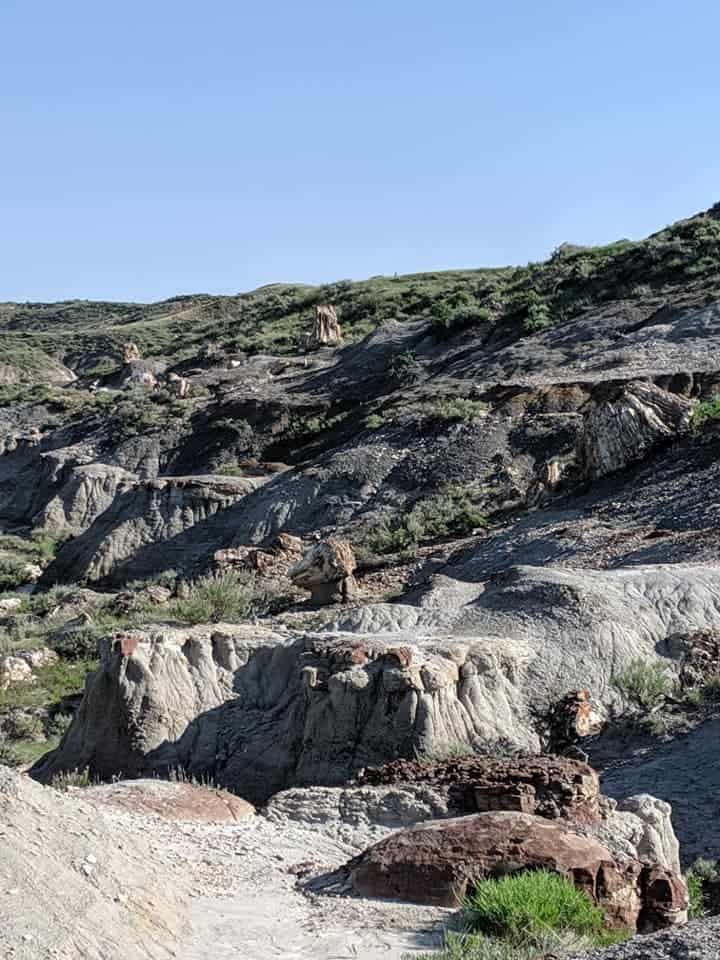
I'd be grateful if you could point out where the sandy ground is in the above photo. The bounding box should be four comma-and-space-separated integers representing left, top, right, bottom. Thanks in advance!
88, 794, 449, 960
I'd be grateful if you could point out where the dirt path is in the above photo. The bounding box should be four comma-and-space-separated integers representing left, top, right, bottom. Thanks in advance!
89, 792, 447, 959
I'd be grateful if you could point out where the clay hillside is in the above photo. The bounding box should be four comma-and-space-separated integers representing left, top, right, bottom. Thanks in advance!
2, 203, 720, 959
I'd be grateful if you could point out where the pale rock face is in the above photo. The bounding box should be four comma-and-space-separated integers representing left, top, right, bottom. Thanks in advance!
310, 304, 342, 346
615, 794, 682, 876
0, 656, 35, 690
0, 597, 23, 614
16, 648, 59, 670
580, 382, 693, 479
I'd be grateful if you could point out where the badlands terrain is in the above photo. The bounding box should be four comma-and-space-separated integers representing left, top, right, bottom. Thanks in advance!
2, 203, 720, 957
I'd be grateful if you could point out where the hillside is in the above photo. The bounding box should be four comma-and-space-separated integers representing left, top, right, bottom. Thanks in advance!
2, 201, 720, 959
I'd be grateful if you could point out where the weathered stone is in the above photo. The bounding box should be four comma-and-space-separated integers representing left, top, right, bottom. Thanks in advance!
122, 342, 141, 363
0, 656, 35, 689
309, 304, 342, 346
347, 812, 644, 927
358, 755, 602, 823
167, 372, 190, 398
580, 382, 693, 480
0, 597, 23, 614
85, 779, 254, 824
16, 648, 59, 670
289, 538, 357, 605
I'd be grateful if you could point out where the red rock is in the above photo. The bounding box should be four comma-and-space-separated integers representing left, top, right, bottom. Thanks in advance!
348, 811, 642, 928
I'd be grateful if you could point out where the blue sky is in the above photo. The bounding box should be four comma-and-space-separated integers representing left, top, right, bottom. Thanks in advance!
1, 1, 718, 303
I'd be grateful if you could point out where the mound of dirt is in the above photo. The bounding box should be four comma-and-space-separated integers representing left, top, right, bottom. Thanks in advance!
0, 765, 189, 960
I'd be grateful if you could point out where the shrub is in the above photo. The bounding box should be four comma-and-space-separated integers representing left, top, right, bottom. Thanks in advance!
407, 928, 622, 960
431, 398, 488, 423
387, 349, 424, 385
51, 767, 91, 790
365, 413, 385, 430
612, 658, 674, 711
685, 858, 718, 919
0, 558, 28, 591
366, 486, 487, 555
48, 625, 104, 660
465, 871, 608, 942
692, 396, 720, 428
166, 572, 259, 625
0, 737, 22, 767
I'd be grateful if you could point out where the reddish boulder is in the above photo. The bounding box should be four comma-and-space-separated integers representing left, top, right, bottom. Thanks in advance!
348, 811, 642, 928
358, 755, 601, 823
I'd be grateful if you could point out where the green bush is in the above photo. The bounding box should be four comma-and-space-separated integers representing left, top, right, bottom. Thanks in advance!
166, 572, 259, 625
465, 870, 607, 942
431, 398, 488, 423
365, 413, 385, 430
387, 349, 424, 385
685, 858, 718, 919
692, 396, 720, 428
366, 486, 487, 555
407, 928, 619, 960
612, 658, 674, 711
0, 558, 28, 591
48, 625, 104, 660
51, 767, 91, 790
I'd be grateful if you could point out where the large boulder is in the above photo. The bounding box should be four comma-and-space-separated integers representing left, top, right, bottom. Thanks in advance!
289, 537, 358, 604
344, 811, 687, 932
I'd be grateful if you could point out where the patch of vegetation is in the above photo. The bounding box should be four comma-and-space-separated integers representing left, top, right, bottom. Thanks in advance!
112, 387, 194, 438
51, 768, 91, 790
685, 858, 719, 919
387, 349, 424, 385
0, 658, 96, 713
612, 658, 675, 711
465, 871, 613, 943
692, 395, 720, 429
366, 485, 487, 555
0, 557, 28, 591
430, 398, 488, 423
164, 572, 261, 625
410, 872, 626, 960
364, 413, 385, 430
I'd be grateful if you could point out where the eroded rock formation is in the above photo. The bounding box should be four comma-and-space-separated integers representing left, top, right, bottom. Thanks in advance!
289, 537, 358, 604
344, 811, 686, 932
580, 382, 693, 479
310, 304, 342, 346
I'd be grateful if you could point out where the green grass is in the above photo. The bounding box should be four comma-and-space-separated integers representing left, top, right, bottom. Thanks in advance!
407, 872, 626, 960
685, 858, 718, 920
465, 871, 609, 942
164, 572, 260, 624
0, 658, 96, 713
612, 658, 674, 711
0, 557, 29, 591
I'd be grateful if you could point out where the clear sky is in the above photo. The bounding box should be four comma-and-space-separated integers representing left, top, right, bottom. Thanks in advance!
1, 1, 718, 303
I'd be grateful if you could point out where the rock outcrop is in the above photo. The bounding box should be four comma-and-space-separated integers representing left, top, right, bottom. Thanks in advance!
580, 382, 693, 479
32, 561, 720, 800
123, 341, 142, 363
358, 755, 602, 823
344, 811, 687, 932
310, 304, 342, 346
289, 537, 358, 604
43, 473, 264, 584
0, 764, 188, 960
